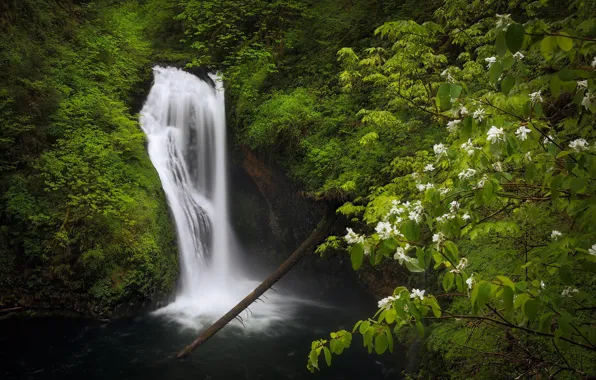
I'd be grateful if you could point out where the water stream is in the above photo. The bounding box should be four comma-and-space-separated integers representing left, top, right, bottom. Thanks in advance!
139, 66, 296, 330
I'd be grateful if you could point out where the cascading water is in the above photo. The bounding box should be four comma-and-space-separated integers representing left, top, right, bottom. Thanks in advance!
140, 66, 296, 330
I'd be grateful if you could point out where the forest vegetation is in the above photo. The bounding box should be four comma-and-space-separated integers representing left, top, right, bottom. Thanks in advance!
1, 0, 595, 378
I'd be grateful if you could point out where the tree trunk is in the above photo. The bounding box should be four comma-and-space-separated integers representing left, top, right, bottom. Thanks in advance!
177, 208, 336, 358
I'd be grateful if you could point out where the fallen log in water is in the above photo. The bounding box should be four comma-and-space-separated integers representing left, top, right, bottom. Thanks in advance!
177, 209, 336, 358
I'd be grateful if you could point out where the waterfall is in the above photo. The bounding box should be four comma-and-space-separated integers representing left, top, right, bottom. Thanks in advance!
140, 66, 296, 330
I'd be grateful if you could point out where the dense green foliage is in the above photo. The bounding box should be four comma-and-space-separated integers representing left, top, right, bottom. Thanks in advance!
302, 1, 596, 378
2, 0, 596, 378
0, 1, 179, 315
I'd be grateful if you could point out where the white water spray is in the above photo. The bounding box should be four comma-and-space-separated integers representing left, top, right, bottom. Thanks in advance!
140, 66, 302, 330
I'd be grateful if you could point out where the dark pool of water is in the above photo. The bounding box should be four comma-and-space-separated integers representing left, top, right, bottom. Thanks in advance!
0, 294, 404, 380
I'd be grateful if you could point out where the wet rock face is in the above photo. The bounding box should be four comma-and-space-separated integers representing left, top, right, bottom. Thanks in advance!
228, 148, 324, 266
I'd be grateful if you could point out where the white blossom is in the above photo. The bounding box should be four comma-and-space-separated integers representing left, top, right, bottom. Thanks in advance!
394, 247, 411, 265
378, 295, 398, 310
543, 135, 554, 145
592, 57, 596, 68
577, 80, 588, 89
446, 73, 456, 83
450, 201, 460, 211
457, 257, 468, 271
345, 228, 364, 245
424, 164, 435, 172
434, 143, 447, 156
493, 161, 503, 172
410, 288, 426, 301
540, 281, 546, 289
582, 92, 593, 110
375, 221, 395, 240
473, 108, 486, 121
458, 168, 477, 180
411, 172, 421, 180
466, 273, 475, 290
432, 232, 445, 249
525, 152, 532, 162
436, 213, 455, 223
496, 14, 512, 28
461, 139, 478, 156
513, 51, 524, 60
529, 90, 543, 103
569, 138, 589, 152
515, 126, 532, 141
440, 69, 449, 77
439, 188, 450, 196
551, 230, 563, 240
562, 286, 579, 297
447, 119, 461, 133
487, 126, 506, 143
462, 213, 471, 221
476, 174, 489, 188
588, 243, 596, 256
409, 210, 423, 224
485, 56, 497, 68
459, 106, 469, 116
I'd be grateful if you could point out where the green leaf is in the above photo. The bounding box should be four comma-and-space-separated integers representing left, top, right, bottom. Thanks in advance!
496, 31, 507, 57
505, 23, 525, 53
374, 332, 388, 354
558, 69, 578, 81
444, 241, 459, 263
501, 286, 514, 313
323, 347, 332, 366
524, 298, 540, 320
550, 75, 562, 98
359, 320, 370, 335
540, 312, 554, 333
502, 75, 515, 95
488, 61, 503, 84
475, 281, 492, 309
450, 84, 463, 99
442, 271, 455, 291
384, 328, 394, 353
495, 275, 515, 290
502, 55, 514, 70
540, 36, 558, 60
309, 349, 319, 370
437, 83, 452, 111
557, 33, 573, 52
559, 264, 573, 285
570, 177, 585, 196
403, 220, 421, 241
363, 327, 374, 347
415, 320, 424, 337
350, 244, 364, 270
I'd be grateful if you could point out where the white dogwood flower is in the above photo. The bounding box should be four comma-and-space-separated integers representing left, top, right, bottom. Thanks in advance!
410, 288, 426, 301
569, 138, 589, 152
345, 228, 364, 245
485, 56, 497, 68
434, 143, 447, 156
515, 126, 532, 141
424, 164, 435, 172
473, 108, 486, 121
529, 90, 543, 103
447, 119, 461, 133
551, 230, 562, 240
487, 126, 505, 143
513, 51, 524, 60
